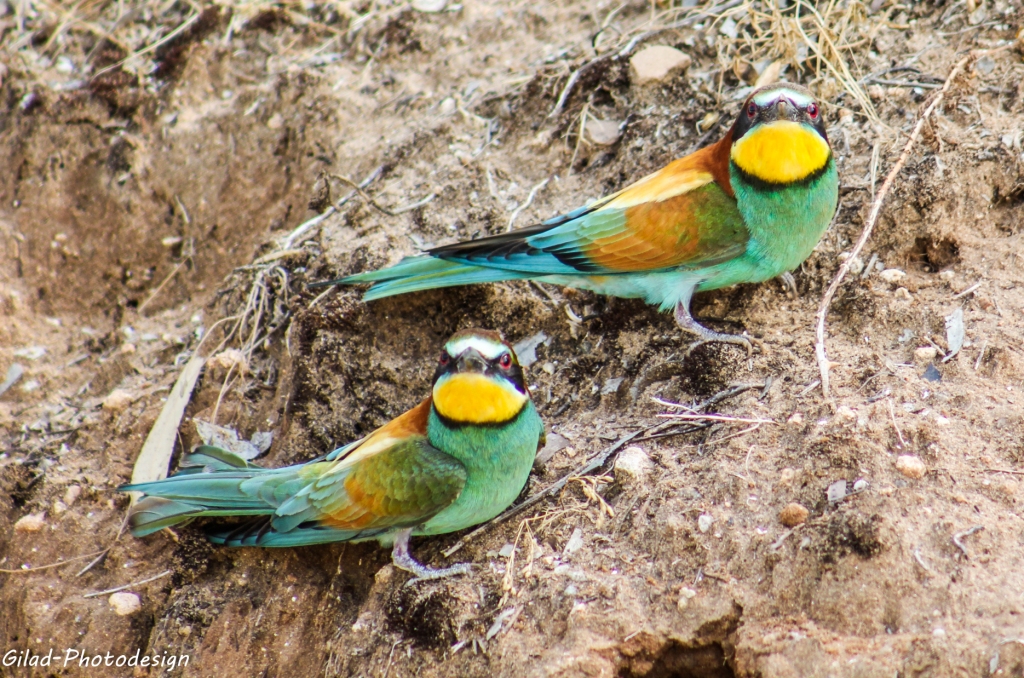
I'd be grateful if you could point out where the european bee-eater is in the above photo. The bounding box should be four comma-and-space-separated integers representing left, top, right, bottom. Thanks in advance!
311, 83, 838, 353
121, 329, 544, 580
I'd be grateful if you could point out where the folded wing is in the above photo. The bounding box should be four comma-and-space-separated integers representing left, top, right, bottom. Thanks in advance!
123, 400, 467, 547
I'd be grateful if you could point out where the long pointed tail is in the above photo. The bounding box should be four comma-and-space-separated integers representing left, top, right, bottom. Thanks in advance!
308, 256, 526, 301
120, 446, 307, 537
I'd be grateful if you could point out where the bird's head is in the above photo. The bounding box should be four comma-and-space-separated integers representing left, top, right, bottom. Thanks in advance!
729, 83, 832, 187
431, 329, 530, 425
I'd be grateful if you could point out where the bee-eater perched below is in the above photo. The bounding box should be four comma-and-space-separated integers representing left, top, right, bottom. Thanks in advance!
121, 330, 544, 580
311, 83, 838, 353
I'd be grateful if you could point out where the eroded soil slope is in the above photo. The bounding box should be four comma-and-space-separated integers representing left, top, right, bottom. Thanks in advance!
2, 1, 1024, 676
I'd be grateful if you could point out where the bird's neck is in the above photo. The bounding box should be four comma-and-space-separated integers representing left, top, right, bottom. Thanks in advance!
419, 403, 542, 534
730, 158, 838, 276
427, 402, 533, 466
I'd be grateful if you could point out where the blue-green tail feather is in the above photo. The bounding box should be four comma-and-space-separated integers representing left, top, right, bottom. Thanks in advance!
311, 256, 528, 301
121, 446, 360, 546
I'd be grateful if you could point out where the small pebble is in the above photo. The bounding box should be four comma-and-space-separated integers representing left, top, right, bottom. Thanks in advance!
266, 113, 284, 130
102, 389, 134, 411
836, 406, 857, 423
207, 348, 249, 375
562, 527, 584, 557
614, 446, 652, 485
914, 346, 939, 364
109, 592, 141, 616
586, 118, 622, 146
630, 45, 691, 85
827, 480, 848, 503
63, 484, 82, 506
786, 412, 804, 426
853, 479, 869, 492
879, 269, 906, 284
895, 455, 926, 479
697, 513, 714, 533
438, 97, 457, 116
411, 0, 446, 11
838, 253, 864, 275
779, 502, 809, 527
14, 513, 46, 532
677, 587, 697, 610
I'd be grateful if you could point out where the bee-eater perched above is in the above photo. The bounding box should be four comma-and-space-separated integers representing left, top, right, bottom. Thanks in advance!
311, 83, 838, 353
121, 330, 544, 580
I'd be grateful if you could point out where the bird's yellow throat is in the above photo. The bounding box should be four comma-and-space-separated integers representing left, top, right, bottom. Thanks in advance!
730, 121, 830, 185
433, 373, 527, 424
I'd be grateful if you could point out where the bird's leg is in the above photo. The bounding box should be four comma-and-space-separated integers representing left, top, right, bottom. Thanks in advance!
391, 528, 472, 583
778, 271, 798, 298
674, 299, 754, 357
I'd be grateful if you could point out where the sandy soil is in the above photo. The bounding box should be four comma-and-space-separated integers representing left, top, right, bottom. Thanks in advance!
2, 0, 1024, 676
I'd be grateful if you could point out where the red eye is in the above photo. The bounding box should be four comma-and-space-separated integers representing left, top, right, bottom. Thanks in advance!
747, 102, 757, 118
499, 353, 512, 369
807, 103, 819, 118
439, 351, 450, 366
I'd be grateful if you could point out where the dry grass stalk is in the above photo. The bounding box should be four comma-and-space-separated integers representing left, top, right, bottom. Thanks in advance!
814, 50, 986, 398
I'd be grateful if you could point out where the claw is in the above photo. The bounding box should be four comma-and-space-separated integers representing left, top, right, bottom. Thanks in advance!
684, 333, 755, 358
391, 528, 472, 584
778, 271, 798, 298
674, 300, 757, 357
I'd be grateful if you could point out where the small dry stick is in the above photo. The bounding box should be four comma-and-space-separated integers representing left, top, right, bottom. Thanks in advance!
951, 525, 984, 559
815, 52, 976, 398
330, 175, 434, 217
0, 550, 107, 574
83, 569, 173, 598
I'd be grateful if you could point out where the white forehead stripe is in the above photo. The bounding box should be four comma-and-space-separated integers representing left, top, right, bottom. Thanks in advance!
445, 335, 508, 360
753, 87, 815, 107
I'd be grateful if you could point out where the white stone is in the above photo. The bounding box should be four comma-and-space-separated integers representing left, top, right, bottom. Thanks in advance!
438, 97, 457, 116
412, 0, 446, 11
586, 118, 621, 146
697, 513, 714, 533
109, 592, 141, 616
914, 346, 939, 364
562, 528, 585, 557
64, 484, 82, 506
614, 446, 652, 484
630, 45, 692, 85
879, 269, 906, 284
677, 587, 697, 610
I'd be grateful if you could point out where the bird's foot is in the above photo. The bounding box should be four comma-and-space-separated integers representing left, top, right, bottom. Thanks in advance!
778, 271, 798, 298
674, 301, 758, 357
684, 331, 757, 359
391, 528, 472, 585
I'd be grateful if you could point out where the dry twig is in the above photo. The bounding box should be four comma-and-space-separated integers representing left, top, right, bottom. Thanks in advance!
814, 52, 978, 399
82, 569, 173, 598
